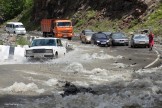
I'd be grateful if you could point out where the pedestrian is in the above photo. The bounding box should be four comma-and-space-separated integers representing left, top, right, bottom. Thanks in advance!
148, 31, 154, 51
109, 36, 113, 51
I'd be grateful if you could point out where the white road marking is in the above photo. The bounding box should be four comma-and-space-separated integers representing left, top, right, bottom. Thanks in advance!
144, 47, 160, 68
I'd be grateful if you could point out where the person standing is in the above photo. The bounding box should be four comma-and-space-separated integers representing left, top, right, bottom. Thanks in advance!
148, 31, 154, 51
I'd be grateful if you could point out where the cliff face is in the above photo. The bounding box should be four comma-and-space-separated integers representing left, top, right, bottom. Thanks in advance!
31, 0, 160, 30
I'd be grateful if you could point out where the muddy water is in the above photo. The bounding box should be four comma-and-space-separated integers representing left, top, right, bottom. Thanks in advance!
0, 32, 161, 107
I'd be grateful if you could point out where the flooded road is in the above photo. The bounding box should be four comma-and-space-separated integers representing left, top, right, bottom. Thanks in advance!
0, 32, 162, 107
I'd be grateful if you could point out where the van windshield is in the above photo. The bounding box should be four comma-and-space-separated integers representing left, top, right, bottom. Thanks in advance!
14, 25, 24, 28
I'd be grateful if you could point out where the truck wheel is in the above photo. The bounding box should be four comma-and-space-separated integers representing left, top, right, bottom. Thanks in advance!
51, 33, 55, 37
68, 37, 72, 40
43, 32, 46, 37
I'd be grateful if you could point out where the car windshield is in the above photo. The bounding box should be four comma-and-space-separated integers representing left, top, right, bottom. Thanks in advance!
14, 25, 24, 28
96, 34, 107, 39
85, 32, 94, 36
112, 33, 126, 39
134, 35, 148, 39
57, 22, 71, 26
31, 39, 56, 46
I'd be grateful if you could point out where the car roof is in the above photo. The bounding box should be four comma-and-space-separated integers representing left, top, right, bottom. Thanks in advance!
93, 32, 107, 36
94, 32, 104, 34
134, 34, 147, 36
34, 37, 60, 40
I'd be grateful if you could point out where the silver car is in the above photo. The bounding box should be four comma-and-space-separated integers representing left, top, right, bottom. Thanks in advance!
130, 34, 149, 48
110, 32, 129, 46
80, 32, 95, 43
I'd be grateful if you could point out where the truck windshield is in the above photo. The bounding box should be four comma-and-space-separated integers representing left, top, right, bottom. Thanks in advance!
31, 39, 56, 46
57, 22, 71, 27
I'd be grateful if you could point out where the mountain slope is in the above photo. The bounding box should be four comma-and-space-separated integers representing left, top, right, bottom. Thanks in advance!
27, 0, 161, 34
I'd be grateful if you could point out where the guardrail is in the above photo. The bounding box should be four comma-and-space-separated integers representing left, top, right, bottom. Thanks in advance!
0, 45, 28, 60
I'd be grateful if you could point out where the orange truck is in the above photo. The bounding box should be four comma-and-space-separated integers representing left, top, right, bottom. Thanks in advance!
41, 19, 74, 40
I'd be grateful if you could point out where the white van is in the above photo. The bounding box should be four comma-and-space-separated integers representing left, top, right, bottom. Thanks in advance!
5, 22, 26, 35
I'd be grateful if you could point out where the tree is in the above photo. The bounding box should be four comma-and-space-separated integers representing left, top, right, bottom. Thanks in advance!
0, 0, 25, 21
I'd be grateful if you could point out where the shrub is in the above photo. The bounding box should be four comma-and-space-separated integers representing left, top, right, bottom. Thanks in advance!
16, 36, 30, 45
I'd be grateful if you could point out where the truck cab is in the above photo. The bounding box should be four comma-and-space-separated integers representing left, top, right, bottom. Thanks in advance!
41, 19, 74, 40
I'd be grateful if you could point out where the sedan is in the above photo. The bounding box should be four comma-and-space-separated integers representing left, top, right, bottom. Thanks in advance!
91, 32, 110, 46
80, 31, 95, 43
130, 34, 149, 48
110, 32, 129, 46
79, 29, 93, 39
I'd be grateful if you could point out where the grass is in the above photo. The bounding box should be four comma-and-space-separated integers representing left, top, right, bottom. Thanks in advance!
16, 36, 30, 46
0, 40, 3, 45
86, 10, 96, 19
19, 8, 39, 31
129, 4, 162, 36
7, 2, 162, 37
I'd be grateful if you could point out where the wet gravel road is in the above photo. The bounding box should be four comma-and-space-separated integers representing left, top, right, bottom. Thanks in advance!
0, 32, 161, 107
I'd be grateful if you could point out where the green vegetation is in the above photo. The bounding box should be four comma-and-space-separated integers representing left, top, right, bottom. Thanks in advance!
130, 4, 162, 36
75, 19, 86, 27
2, 1, 162, 37
86, 10, 96, 19
0, 40, 3, 45
0, 0, 33, 23
16, 36, 30, 45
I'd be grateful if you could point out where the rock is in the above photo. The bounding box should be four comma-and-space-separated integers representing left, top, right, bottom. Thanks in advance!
8, 36, 16, 42
61, 81, 95, 97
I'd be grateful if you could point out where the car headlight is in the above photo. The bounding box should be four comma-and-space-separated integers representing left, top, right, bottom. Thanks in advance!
97, 40, 100, 43
106, 40, 109, 42
86, 37, 91, 41
26, 50, 33, 54
45, 49, 53, 53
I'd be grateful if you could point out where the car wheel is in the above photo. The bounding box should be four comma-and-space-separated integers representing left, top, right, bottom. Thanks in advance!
55, 52, 58, 58
130, 44, 133, 48
91, 40, 94, 45
132, 44, 135, 48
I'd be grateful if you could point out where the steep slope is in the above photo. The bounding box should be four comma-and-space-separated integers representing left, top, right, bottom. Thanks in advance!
30, 0, 160, 33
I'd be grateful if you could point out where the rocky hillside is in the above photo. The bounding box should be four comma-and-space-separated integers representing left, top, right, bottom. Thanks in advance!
31, 0, 160, 32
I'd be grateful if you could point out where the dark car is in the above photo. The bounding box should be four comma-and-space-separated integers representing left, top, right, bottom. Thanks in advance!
91, 32, 110, 46
110, 32, 129, 46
